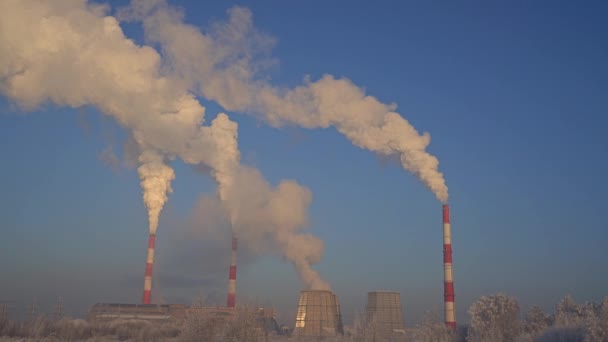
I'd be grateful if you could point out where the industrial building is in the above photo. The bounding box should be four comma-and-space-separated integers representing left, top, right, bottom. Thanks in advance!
365, 291, 405, 340
88, 303, 280, 334
88, 303, 176, 322
118, 205, 456, 338
293, 290, 343, 337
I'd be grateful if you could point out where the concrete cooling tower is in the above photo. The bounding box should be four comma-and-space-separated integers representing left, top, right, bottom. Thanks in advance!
294, 290, 344, 337
365, 291, 405, 340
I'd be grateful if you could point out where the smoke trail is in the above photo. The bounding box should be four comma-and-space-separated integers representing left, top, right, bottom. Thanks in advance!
0, 1, 201, 231
0, 0, 329, 289
0, 0, 178, 234
125, 1, 448, 202
137, 149, 175, 234
221, 166, 330, 290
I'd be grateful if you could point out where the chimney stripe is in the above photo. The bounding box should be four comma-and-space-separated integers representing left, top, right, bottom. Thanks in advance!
227, 293, 236, 308
142, 290, 151, 304
444, 282, 455, 301
227, 235, 237, 308
142, 234, 156, 304
443, 205, 450, 224
443, 244, 453, 263
442, 205, 456, 329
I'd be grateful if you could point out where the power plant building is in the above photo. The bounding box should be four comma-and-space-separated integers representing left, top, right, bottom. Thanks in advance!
294, 290, 344, 337
88, 303, 280, 334
89, 303, 186, 322
365, 291, 405, 340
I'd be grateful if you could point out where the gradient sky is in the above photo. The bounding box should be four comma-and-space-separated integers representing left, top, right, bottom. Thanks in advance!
1, 0, 607, 327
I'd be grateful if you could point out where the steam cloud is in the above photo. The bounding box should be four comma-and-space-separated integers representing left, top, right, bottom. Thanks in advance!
1, 0, 449, 291
137, 150, 175, 234
223, 166, 330, 290
121, 0, 449, 203
0, 0, 328, 288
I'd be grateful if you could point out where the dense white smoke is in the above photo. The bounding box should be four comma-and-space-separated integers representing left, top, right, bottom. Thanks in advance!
121, 0, 449, 203
1, 0, 449, 291
222, 166, 330, 290
0, 0, 191, 235
0, 0, 329, 288
137, 149, 175, 234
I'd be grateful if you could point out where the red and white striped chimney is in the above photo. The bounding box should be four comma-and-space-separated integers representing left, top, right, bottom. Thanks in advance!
142, 234, 156, 304
443, 204, 456, 329
226, 235, 237, 308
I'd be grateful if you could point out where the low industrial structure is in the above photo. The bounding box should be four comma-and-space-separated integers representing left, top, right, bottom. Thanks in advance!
88, 303, 232, 322
97, 206, 457, 338
365, 291, 405, 340
293, 290, 343, 337
88, 303, 280, 334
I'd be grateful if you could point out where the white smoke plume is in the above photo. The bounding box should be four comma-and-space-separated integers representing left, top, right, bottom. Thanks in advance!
121, 0, 449, 203
222, 166, 330, 290
0, 0, 185, 235
137, 149, 175, 234
0, 0, 329, 289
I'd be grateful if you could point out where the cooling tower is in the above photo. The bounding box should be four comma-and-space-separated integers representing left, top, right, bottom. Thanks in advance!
365, 291, 405, 340
294, 290, 344, 337
142, 234, 156, 304
226, 235, 237, 308
443, 204, 456, 329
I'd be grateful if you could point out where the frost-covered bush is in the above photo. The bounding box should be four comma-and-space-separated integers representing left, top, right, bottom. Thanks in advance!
222, 309, 261, 342
524, 306, 551, 338
555, 295, 588, 328
553, 295, 608, 342
588, 297, 608, 342
180, 311, 221, 342
28, 315, 51, 338
534, 326, 585, 342
53, 318, 92, 341
408, 311, 456, 342
467, 293, 521, 342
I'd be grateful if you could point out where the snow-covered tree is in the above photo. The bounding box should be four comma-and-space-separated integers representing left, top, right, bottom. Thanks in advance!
534, 326, 585, 342
467, 293, 521, 342
555, 295, 587, 328
524, 306, 551, 337
582, 297, 608, 342
409, 311, 454, 342
553, 295, 608, 342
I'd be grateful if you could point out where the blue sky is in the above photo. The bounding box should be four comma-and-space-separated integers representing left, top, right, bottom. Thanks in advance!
1, 0, 607, 326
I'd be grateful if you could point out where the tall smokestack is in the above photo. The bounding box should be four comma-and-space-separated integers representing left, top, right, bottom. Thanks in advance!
142, 234, 156, 304
443, 205, 456, 329
226, 235, 237, 308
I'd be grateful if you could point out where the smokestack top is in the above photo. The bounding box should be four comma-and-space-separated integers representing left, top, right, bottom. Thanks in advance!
443, 204, 450, 224
232, 236, 237, 250
299, 289, 335, 295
